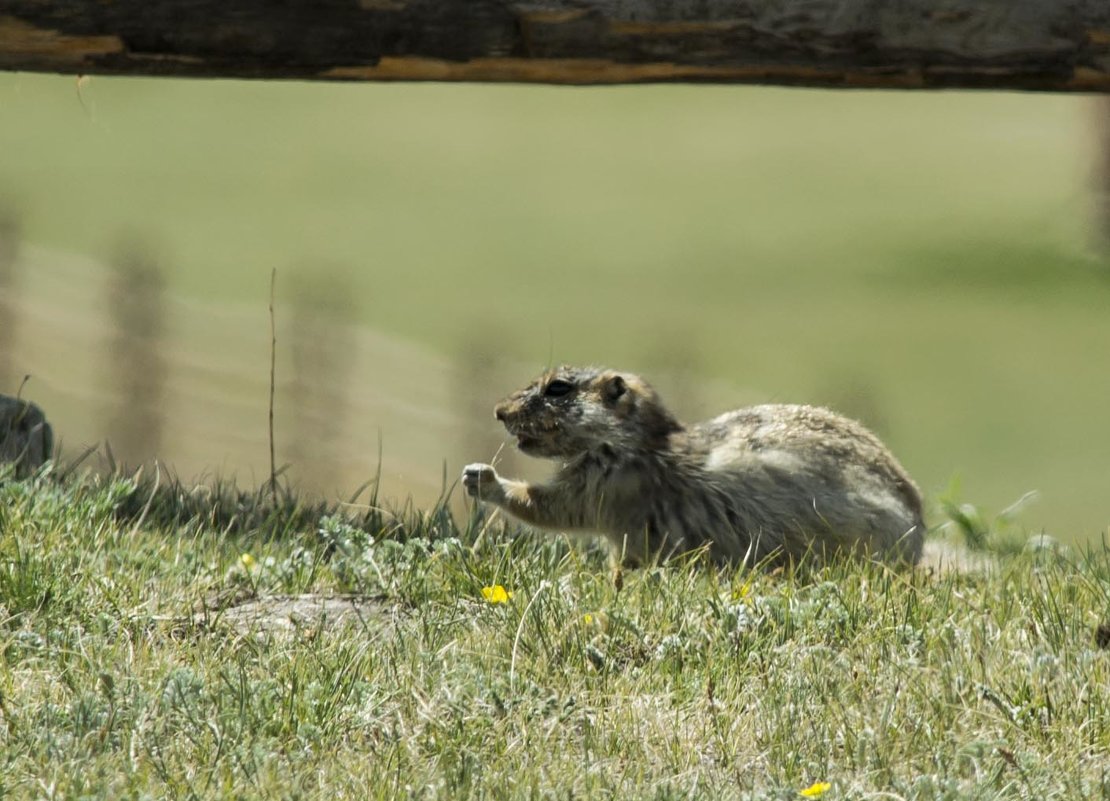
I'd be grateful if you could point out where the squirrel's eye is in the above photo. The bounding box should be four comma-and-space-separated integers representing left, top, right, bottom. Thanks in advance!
544, 380, 575, 398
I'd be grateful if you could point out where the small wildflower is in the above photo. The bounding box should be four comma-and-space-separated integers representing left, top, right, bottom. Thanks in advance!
240, 553, 257, 569
581, 611, 608, 631
800, 781, 831, 797
481, 585, 513, 604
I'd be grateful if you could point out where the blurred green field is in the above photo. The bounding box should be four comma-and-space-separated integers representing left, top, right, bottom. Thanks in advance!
0, 73, 1107, 539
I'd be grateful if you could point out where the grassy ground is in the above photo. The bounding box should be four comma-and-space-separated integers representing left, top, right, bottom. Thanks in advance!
1, 75, 1109, 539
2, 469, 1108, 799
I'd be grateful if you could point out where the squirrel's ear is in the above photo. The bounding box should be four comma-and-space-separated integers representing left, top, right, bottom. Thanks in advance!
603, 375, 627, 403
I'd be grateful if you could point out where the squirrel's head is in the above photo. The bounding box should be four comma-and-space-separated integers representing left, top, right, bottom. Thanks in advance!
493, 366, 681, 459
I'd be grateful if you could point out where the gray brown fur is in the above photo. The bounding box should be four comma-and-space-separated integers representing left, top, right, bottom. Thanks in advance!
463, 366, 925, 567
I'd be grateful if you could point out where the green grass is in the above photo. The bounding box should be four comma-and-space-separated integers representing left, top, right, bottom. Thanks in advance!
1, 74, 1109, 539
1, 470, 1108, 799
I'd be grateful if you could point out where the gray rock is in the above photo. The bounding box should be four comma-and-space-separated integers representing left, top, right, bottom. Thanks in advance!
0, 395, 53, 477
192, 593, 405, 637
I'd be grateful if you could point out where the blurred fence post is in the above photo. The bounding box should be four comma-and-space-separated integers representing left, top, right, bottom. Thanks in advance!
1094, 97, 1110, 256
286, 267, 355, 496
105, 237, 167, 466
452, 332, 517, 484
643, 331, 706, 422
0, 206, 22, 392
818, 373, 890, 437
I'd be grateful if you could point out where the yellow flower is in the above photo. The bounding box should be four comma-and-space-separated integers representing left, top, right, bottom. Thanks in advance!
481, 585, 513, 604
240, 553, 257, 569
734, 581, 752, 601
580, 611, 609, 631
799, 781, 831, 797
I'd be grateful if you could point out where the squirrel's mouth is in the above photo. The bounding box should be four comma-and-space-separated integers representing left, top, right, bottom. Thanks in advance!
503, 418, 560, 455
515, 434, 543, 451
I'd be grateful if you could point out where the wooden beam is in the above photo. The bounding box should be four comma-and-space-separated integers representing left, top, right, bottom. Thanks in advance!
2, 1, 1110, 90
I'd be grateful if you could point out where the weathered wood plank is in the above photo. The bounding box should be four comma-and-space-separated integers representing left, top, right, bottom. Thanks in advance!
1, 1, 1110, 90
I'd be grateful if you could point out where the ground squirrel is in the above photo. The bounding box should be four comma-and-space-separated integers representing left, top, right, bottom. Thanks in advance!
463, 366, 925, 567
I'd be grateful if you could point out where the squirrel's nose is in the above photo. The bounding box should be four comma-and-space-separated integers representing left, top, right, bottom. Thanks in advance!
494, 404, 508, 422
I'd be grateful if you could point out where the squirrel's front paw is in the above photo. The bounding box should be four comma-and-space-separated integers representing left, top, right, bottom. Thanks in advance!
462, 463, 501, 500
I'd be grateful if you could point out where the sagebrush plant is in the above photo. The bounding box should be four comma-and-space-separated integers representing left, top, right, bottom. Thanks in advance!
0, 469, 1108, 800
936, 477, 1042, 555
